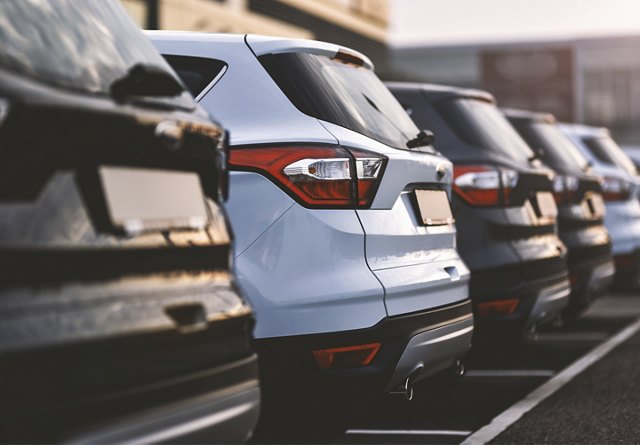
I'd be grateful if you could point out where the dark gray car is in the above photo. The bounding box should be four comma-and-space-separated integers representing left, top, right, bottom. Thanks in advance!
505, 109, 614, 317
388, 83, 570, 340
0, 2, 258, 442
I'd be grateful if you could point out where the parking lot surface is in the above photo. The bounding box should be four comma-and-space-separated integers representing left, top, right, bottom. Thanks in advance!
338, 292, 640, 444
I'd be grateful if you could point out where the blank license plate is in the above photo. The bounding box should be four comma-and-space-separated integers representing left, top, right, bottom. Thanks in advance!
99, 166, 209, 234
414, 189, 454, 226
536, 192, 558, 218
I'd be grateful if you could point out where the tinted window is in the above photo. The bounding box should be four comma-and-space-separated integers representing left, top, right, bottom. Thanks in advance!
0, 0, 179, 96
439, 99, 535, 162
518, 123, 589, 173
259, 52, 421, 150
584, 136, 638, 175
164, 55, 226, 97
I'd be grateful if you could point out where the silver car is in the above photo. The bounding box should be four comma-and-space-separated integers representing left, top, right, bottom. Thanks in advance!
149, 32, 473, 440
561, 123, 640, 287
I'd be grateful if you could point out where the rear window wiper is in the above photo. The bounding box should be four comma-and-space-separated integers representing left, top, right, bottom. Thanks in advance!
110, 63, 185, 99
406, 130, 435, 149
528, 146, 545, 163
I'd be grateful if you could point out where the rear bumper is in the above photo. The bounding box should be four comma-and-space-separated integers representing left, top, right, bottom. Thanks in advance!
567, 248, 615, 313
0, 276, 258, 444
68, 380, 260, 444
254, 300, 473, 397
614, 249, 640, 288
527, 277, 572, 326
471, 260, 570, 333
385, 315, 473, 391
2, 353, 260, 444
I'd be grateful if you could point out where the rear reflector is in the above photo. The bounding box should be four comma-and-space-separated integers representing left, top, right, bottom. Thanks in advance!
312, 342, 381, 369
569, 272, 579, 286
475, 299, 519, 317
229, 145, 385, 208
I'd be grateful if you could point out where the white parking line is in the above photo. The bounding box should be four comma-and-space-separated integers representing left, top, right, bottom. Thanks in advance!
464, 369, 555, 378
462, 317, 640, 445
346, 429, 471, 437
531, 332, 609, 342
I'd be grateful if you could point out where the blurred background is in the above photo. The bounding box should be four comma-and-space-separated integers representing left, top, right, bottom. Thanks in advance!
121, 0, 640, 146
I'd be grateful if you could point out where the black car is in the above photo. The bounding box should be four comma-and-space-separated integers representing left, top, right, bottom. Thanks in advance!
0, 1, 258, 443
505, 109, 614, 316
388, 83, 570, 339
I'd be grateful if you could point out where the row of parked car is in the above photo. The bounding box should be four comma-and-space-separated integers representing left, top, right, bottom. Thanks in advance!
2, 1, 639, 443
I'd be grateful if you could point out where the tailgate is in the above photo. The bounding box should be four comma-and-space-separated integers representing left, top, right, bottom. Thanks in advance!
337, 133, 469, 316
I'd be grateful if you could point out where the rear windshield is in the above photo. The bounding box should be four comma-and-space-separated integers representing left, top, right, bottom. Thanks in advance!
584, 136, 638, 175
518, 122, 590, 173
259, 52, 421, 150
0, 0, 180, 97
439, 99, 535, 162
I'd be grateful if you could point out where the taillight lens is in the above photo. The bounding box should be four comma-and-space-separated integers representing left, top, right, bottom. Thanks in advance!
229, 145, 385, 208
453, 165, 518, 206
352, 148, 385, 207
552, 175, 579, 204
601, 176, 631, 201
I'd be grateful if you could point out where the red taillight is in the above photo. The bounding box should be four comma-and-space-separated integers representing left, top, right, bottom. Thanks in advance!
615, 253, 636, 271
601, 176, 631, 202
312, 342, 381, 369
453, 165, 518, 206
229, 145, 385, 208
475, 299, 520, 317
552, 175, 579, 205
351, 148, 385, 207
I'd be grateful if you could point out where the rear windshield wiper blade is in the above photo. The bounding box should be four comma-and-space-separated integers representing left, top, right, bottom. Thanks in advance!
110, 63, 184, 99
406, 130, 435, 149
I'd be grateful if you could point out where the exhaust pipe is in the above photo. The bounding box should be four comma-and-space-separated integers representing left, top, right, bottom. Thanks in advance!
389, 366, 423, 401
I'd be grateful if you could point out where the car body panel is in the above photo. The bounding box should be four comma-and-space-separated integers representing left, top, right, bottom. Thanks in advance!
231, 180, 386, 338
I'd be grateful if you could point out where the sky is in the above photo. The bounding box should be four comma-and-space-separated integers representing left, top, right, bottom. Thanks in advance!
389, 0, 640, 47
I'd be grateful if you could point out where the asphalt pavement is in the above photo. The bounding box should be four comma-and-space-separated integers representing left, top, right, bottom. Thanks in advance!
338, 291, 640, 445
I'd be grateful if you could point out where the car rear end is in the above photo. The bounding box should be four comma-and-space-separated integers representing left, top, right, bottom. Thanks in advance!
505, 110, 614, 316
151, 32, 472, 440
389, 83, 570, 337
0, 3, 258, 443
561, 124, 640, 288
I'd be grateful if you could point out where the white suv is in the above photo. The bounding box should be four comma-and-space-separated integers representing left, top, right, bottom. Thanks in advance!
561, 123, 640, 287
150, 32, 473, 441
